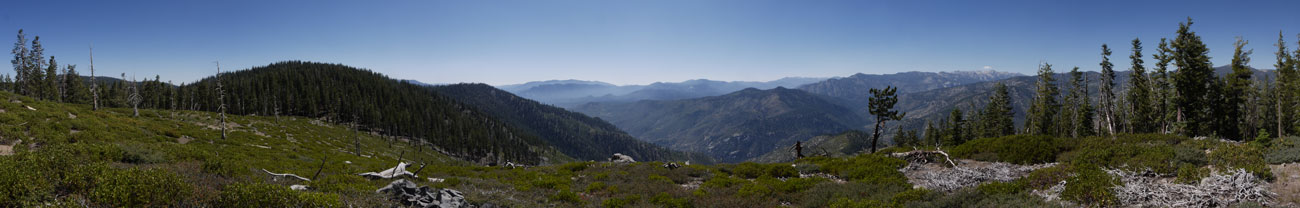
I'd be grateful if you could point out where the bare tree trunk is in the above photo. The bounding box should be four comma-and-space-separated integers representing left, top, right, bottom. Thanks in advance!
216, 62, 226, 140
89, 45, 98, 111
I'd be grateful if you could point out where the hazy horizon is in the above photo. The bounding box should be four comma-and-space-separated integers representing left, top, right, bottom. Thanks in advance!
3, 0, 1299, 86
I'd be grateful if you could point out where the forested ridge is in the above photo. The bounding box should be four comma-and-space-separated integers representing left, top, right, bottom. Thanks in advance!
177, 61, 552, 164
432, 83, 713, 163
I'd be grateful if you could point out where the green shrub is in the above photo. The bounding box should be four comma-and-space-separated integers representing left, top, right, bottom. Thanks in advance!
952, 135, 1064, 165
217, 182, 341, 207
650, 192, 690, 208
1175, 163, 1208, 184
889, 188, 932, 206
1061, 164, 1119, 206
802, 154, 907, 185
550, 189, 582, 204
702, 175, 746, 189
1025, 165, 1071, 189
601, 195, 641, 208
730, 162, 766, 179
90, 167, 192, 207
585, 181, 607, 193
1060, 135, 1184, 175
977, 180, 1026, 195
0, 156, 54, 207
648, 174, 674, 184
1210, 143, 1274, 181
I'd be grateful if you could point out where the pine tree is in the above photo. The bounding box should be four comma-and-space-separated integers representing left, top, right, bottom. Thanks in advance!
44, 56, 58, 101
1025, 63, 1060, 135
1153, 38, 1176, 133
867, 86, 904, 153
924, 121, 941, 147
979, 82, 1014, 138
1221, 37, 1253, 140
1063, 67, 1095, 138
10, 30, 27, 96
1276, 32, 1295, 137
944, 108, 967, 146
1171, 18, 1215, 137
27, 36, 45, 99
1127, 38, 1154, 133
1098, 44, 1118, 135
63, 64, 88, 104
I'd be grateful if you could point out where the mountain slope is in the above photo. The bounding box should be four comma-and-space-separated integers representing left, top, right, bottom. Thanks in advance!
573, 87, 865, 162
751, 130, 870, 163
797, 71, 1022, 104
430, 83, 713, 163
176, 61, 558, 165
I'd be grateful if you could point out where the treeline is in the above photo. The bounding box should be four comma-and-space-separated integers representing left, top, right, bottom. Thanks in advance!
893, 18, 1300, 148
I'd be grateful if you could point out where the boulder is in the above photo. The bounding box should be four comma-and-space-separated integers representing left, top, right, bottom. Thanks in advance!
609, 153, 636, 164
377, 179, 468, 208
663, 162, 681, 169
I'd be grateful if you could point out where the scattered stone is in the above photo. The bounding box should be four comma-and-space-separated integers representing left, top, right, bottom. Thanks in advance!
24, 105, 35, 111
290, 184, 309, 191
0, 139, 18, 156
428, 177, 445, 183
177, 135, 194, 144
377, 179, 468, 208
609, 153, 636, 164
67, 112, 76, 119
359, 162, 414, 180
663, 162, 681, 169
344, 161, 352, 164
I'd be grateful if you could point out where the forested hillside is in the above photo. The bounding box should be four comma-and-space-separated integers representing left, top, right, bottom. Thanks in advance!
575, 87, 865, 162
175, 61, 553, 164
431, 83, 713, 163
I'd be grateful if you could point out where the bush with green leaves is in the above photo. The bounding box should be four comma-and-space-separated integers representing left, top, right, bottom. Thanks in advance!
1209, 143, 1273, 181
216, 182, 341, 207
90, 167, 192, 207
801, 154, 907, 185
951, 135, 1066, 165
1267, 136, 1300, 164
1060, 164, 1119, 206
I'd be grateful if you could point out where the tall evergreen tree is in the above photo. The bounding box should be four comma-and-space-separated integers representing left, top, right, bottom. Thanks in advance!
27, 36, 45, 99
1171, 18, 1217, 137
44, 56, 58, 101
1127, 38, 1154, 133
63, 64, 88, 104
979, 82, 1014, 138
1276, 32, 1295, 137
924, 121, 941, 147
867, 86, 904, 153
10, 30, 28, 96
1063, 67, 1095, 138
943, 108, 968, 146
1221, 37, 1253, 140
1153, 38, 1176, 133
1098, 44, 1118, 135
1025, 63, 1059, 135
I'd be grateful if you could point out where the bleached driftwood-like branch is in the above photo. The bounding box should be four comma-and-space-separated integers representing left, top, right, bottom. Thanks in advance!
262, 169, 310, 181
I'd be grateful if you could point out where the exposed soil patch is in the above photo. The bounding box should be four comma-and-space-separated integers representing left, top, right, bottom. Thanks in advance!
1271, 163, 1300, 206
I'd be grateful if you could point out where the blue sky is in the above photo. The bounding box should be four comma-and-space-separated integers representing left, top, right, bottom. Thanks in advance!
2, 0, 1298, 85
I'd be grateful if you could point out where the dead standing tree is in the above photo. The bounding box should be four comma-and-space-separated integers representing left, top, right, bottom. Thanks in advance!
89, 45, 98, 111
127, 74, 142, 117
216, 61, 227, 140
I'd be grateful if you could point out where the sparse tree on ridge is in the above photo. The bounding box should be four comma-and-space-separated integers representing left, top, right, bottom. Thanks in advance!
11, 30, 28, 96
867, 86, 904, 153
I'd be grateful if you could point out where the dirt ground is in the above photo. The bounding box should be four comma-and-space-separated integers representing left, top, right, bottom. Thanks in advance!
1271, 163, 1300, 206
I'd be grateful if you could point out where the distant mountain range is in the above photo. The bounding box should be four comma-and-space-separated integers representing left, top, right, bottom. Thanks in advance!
498, 77, 827, 108
573, 87, 865, 163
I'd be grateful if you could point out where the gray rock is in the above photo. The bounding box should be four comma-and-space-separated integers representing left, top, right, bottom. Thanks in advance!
377, 179, 467, 208
609, 153, 636, 164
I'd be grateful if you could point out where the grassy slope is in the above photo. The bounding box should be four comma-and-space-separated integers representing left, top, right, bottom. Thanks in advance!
0, 91, 464, 206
